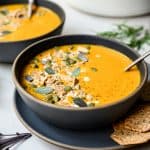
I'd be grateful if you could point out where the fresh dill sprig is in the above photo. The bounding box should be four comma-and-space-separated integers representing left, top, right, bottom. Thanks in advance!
97, 24, 150, 51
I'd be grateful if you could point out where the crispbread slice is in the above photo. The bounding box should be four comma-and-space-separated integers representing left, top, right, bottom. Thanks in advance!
113, 120, 125, 131
124, 105, 150, 133
111, 128, 150, 145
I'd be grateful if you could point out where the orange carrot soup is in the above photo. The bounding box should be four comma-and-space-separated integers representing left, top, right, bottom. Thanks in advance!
21, 45, 141, 107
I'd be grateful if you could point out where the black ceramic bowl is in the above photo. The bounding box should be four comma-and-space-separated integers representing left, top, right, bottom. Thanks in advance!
12, 35, 148, 130
0, 0, 65, 63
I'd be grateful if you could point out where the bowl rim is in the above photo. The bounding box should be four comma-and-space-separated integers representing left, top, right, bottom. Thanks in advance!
0, 0, 66, 44
12, 34, 148, 111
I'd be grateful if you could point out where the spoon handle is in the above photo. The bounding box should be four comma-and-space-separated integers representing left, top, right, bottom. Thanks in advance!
124, 51, 150, 71
28, 0, 34, 18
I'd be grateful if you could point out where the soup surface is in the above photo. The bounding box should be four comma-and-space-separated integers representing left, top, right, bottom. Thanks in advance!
21, 45, 141, 107
0, 4, 61, 41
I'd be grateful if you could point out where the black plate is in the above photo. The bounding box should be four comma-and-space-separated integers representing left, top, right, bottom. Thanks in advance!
14, 90, 130, 150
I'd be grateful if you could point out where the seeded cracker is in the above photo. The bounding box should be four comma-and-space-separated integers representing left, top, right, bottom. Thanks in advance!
111, 104, 150, 145
111, 127, 150, 145
124, 105, 150, 133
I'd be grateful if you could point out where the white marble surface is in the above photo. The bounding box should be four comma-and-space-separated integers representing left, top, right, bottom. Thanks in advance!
0, 0, 150, 149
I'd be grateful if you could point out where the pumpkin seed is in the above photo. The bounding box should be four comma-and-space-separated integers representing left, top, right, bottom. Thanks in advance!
35, 87, 53, 94
72, 67, 80, 77
77, 52, 88, 62
45, 67, 55, 74
73, 98, 87, 107
25, 75, 33, 82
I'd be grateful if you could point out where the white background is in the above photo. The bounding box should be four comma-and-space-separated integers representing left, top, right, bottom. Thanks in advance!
0, 0, 150, 149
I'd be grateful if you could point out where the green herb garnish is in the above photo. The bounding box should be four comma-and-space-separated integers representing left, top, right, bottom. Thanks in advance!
91, 67, 98, 72
33, 64, 39, 68
0, 30, 12, 36
64, 86, 72, 92
70, 46, 75, 50
46, 94, 60, 104
97, 24, 150, 51
32, 57, 39, 68
47, 60, 52, 66
64, 57, 77, 66
71, 67, 81, 77
86, 45, 91, 50
35, 87, 53, 94
54, 46, 60, 51
88, 103, 95, 107
33, 57, 39, 63
0, 9, 9, 15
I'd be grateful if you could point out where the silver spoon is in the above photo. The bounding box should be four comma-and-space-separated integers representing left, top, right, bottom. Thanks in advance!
27, 0, 34, 18
124, 51, 150, 72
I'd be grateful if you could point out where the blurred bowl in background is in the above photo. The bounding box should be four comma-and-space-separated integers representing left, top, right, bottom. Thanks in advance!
65, 0, 150, 17
0, 0, 65, 63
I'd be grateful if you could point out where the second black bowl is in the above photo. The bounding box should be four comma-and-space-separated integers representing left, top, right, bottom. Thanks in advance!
0, 0, 65, 63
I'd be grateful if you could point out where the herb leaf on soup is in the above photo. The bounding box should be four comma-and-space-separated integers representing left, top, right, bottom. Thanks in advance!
91, 67, 98, 72
35, 87, 53, 94
0, 8, 9, 15
0, 30, 12, 37
46, 94, 60, 104
64, 86, 72, 92
64, 57, 77, 66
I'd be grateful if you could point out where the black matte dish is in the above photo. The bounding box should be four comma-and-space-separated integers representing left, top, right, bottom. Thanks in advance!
0, 0, 65, 63
12, 35, 148, 130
